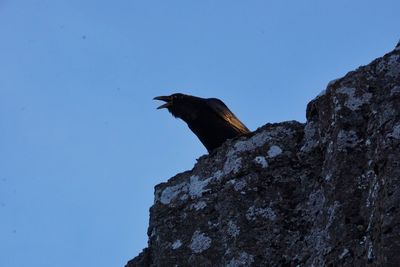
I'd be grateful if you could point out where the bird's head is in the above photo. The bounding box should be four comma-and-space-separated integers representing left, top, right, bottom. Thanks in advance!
154, 93, 199, 121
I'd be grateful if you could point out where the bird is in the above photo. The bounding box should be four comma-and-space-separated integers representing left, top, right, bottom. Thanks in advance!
154, 93, 250, 152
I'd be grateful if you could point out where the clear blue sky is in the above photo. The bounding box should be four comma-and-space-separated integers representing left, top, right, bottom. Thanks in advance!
0, 1, 398, 266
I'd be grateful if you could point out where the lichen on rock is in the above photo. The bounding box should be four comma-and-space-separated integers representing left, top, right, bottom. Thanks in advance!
126, 44, 400, 267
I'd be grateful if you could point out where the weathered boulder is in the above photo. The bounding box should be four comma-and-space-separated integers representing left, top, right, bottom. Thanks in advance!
127, 44, 400, 267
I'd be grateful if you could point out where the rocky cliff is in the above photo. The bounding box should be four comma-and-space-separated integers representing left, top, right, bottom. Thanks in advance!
127, 43, 400, 267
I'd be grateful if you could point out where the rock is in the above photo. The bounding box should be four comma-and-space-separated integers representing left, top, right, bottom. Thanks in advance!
126, 44, 400, 266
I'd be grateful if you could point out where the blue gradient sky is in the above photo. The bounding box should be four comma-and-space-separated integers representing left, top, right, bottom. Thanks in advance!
0, 1, 398, 266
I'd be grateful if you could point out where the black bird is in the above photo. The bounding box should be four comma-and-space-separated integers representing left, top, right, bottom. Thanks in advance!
154, 93, 250, 152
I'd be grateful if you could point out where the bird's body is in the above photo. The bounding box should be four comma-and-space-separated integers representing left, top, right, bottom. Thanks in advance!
154, 93, 250, 152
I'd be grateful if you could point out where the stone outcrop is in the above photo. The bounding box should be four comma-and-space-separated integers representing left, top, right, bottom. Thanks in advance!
126, 43, 400, 266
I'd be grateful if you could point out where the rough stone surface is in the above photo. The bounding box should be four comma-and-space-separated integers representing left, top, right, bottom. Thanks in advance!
126, 45, 400, 267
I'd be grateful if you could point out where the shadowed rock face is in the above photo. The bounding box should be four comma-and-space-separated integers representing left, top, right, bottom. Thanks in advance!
126, 45, 400, 267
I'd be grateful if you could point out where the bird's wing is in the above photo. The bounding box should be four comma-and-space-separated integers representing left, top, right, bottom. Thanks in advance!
206, 98, 250, 134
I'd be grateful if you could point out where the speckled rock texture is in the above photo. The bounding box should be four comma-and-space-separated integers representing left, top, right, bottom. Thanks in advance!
126, 44, 400, 267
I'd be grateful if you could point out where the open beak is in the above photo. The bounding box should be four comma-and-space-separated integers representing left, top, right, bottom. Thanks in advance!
153, 95, 172, 109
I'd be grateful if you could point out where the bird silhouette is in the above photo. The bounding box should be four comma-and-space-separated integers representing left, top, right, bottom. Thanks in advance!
154, 93, 250, 152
